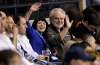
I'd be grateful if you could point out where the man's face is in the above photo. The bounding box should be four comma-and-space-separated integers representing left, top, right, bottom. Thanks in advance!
51, 12, 65, 29
0, 16, 6, 33
71, 59, 92, 65
0, 17, 3, 32
2, 16, 7, 28
18, 17, 27, 35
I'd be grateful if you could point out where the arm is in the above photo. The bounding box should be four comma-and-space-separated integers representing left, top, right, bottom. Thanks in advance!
46, 15, 73, 46
46, 27, 63, 46
59, 15, 73, 40
25, 3, 41, 21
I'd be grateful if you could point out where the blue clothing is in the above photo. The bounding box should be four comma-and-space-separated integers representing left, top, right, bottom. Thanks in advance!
26, 23, 47, 54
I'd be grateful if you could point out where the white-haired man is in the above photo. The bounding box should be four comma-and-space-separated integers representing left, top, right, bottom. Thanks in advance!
45, 8, 73, 60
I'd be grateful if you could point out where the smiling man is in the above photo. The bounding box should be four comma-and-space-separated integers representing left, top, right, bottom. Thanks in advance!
45, 8, 73, 60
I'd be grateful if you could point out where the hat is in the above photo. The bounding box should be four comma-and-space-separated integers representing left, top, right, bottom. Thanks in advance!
64, 46, 96, 63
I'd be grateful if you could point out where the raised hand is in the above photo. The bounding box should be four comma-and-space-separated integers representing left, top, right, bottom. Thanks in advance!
30, 2, 42, 12
65, 15, 73, 29
25, 2, 41, 21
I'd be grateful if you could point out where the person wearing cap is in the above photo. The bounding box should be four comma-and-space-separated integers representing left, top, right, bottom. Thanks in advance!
63, 46, 96, 65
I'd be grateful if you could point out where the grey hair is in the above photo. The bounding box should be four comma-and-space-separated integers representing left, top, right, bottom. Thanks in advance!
49, 8, 66, 18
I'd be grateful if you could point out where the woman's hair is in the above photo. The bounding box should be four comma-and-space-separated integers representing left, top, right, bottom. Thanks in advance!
32, 17, 48, 31
0, 50, 20, 65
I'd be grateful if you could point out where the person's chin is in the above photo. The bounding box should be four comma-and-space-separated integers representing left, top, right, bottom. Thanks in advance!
57, 26, 63, 29
39, 30, 45, 32
21, 32, 26, 35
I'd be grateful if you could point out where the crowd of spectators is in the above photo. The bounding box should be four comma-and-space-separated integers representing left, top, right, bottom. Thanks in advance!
0, 2, 100, 65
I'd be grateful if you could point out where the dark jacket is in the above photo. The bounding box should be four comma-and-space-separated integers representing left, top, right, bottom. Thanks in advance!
45, 24, 65, 59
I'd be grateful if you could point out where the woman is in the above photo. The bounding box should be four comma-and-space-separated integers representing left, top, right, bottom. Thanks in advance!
32, 18, 49, 54
32, 18, 48, 36
5, 16, 18, 47
27, 17, 49, 55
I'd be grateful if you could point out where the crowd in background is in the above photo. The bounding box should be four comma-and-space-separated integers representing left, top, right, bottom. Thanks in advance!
0, 2, 100, 65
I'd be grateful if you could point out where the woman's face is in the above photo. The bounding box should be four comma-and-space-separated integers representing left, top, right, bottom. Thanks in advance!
36, 20, 46, 32
6, 16, 14, 33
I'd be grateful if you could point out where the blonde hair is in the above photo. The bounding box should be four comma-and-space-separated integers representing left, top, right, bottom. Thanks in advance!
6, 16, 14, 23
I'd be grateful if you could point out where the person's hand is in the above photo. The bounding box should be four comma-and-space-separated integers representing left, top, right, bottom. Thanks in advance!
37, 55, 45, 60
65, 15, 73, 29
30, 2, 41, 12
37, 55, 49, 61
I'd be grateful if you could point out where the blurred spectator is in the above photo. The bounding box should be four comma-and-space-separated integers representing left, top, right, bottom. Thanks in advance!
5, 16, 18, 47
68, 7, 95, 39
70, 42, 91, 50
63, 45, 96, 65
0, 50, 21, 65
0, 11, 15, 50
13, 16, 39, 63
0, 11, 40, 65
83, 5, 100, 46
6, 16, 15, 39
81, 34, 97, 50
0, 11, 7, 33
83, 6, 100, 26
